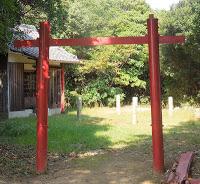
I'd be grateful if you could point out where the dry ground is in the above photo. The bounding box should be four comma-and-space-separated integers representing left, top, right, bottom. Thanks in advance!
0, 147, 162, 184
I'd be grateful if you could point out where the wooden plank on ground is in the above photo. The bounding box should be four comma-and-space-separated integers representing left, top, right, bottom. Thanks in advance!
166, 152, 194, 184
188, 179, 200, 184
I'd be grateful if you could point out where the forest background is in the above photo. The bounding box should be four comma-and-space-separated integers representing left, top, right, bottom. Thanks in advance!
1, 0, 200, 107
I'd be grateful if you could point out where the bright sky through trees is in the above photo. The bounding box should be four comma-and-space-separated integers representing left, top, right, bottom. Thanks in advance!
145, 0, 180, 10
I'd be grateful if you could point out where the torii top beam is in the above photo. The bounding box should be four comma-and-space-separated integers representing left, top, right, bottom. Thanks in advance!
15, 35, 184, 48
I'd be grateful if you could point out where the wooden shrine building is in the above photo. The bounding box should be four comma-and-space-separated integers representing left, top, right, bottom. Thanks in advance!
0, 25, 79, 118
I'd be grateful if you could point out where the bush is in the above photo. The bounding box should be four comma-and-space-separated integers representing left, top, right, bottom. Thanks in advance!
0, 119, 35, 137
82, 79, 125, 107
67, 79, 125, 107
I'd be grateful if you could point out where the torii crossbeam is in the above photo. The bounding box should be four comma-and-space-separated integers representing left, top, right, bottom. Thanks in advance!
14, 14, 185, 174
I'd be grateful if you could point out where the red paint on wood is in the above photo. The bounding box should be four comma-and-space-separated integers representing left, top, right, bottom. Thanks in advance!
147, 15, 164, 173
14, 36, 185, 48
49, 35, 185, 46
166, 152, 194, 184
189, 179, 200, 184
14, 39, 39, 47
36, 21, 50, 173
159, 35, 185, 44
50, 36, 148, 46
175, 152, 194, 183
61, 64, 65, 113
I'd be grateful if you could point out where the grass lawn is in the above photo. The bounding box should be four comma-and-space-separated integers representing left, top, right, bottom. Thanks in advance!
0, 106, 199, 154
1, 106, 200, 183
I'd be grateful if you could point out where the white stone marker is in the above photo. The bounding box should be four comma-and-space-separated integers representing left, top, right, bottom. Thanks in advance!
132, 97, 138, 124
194, 108, 200, 119
116, 94, 121, 114
168, 96, 174, 115
77, 96, 82, 120
132, 97, 138, 108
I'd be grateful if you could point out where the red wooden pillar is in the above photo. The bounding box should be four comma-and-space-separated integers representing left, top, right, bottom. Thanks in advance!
36, 21, 50, 173
61, 64, 65, 113
147, 14, 164, 173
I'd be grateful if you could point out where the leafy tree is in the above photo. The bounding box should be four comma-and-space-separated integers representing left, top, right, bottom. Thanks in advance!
21, 0, 70, 37
65, 0, 151, 106
0, 0, 21, 53
160, 0, 200, 105
0, 0, 70, 53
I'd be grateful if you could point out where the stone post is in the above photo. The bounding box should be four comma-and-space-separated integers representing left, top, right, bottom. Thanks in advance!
116, 94, 121, 114
77, 96, 82, 120
132, 97, 138, 124
168, 96, 173, 115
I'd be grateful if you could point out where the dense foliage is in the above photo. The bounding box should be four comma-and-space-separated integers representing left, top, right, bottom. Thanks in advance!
0, 0, 69, 53
1, 0, 200, 106
0, 0, 21, 52
65, 0, 151, 106
160, 0, 200, 105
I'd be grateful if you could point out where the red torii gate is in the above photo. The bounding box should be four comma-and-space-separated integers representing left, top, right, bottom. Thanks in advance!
14, 14, 185, 174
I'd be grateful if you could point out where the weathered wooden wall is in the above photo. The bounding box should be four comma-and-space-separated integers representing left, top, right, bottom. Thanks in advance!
1, 60, 62, 113
9, 63, 24, 111
24, 71, 36, 109
49, 68, 61, 108
0, 54, 8, 117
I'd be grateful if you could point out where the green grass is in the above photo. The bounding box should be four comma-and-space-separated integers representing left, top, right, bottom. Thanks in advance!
1, 106, 200, 182
0, 106, 199, 155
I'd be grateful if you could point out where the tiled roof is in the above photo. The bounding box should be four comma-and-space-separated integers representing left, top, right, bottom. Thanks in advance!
9, 24, 79, 63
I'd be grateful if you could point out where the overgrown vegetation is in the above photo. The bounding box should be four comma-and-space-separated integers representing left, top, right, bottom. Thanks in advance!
160, 0, 200, 105
1, 0, 200, 106
65, 0, 151, 107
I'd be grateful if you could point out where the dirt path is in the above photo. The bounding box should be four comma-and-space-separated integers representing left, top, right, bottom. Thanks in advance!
0, 147, 162, 184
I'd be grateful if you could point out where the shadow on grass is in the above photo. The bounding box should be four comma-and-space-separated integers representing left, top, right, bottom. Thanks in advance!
0, 113, 112, 153
47, 113, 112, 153
0, 112, 200, 184
45, 119, 200, 184
0, 113, 112, 180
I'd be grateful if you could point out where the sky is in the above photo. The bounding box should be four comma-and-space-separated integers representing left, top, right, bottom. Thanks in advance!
145, 0, 180, 10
